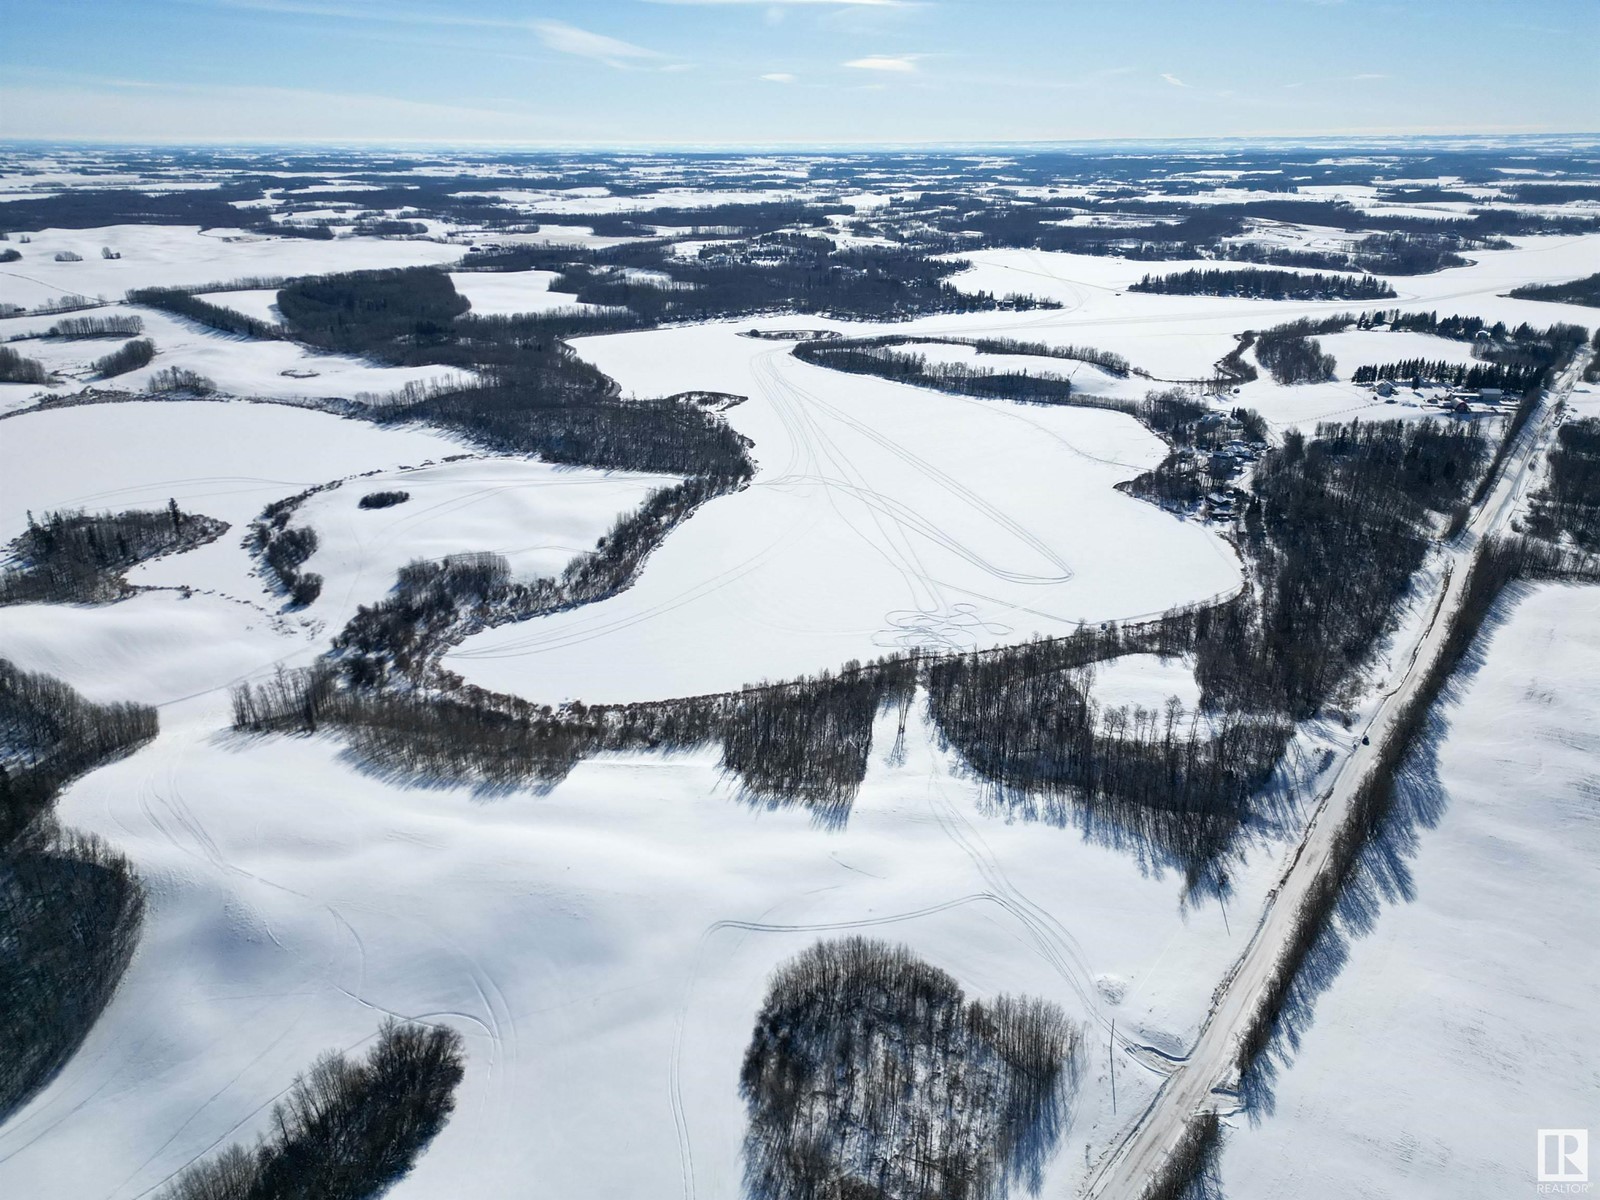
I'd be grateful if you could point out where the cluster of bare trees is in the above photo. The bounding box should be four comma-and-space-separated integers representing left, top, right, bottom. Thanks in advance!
1, 659, 154, 1121
0, 345, 51, 385
92, 338, 156, 379
1138, 1112, 1223, 1200
1253, 318, 1339, 385
48, 314, 143, 338
233, 655, 917, 818
357, 490, 410, 510
1527, 417, 1600, 549
250, 496, 323, 608
924, 620, 1291, 877
1, 503, 228, 606
148, 366, 216, 395
156, 1019, 464, 1200
336, 476, 731, 685
794, 338, 1077, 405
740, 937, 1081, 1200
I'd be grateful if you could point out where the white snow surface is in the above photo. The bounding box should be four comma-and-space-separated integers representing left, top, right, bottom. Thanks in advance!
0, 402, 471, 618
1219, 581, 1600, 1199
444, 325, 1243, 704
0, 225, 463, 309
0, 307, 474, 405
293, 458, 678, 638
0, 687, 1284, 1200
446, 269, 607, 316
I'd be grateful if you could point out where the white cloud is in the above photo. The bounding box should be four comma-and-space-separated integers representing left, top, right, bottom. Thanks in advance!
1160, 72, 1190, 88
761, 72, 798, 83
844, 54, 918, 72
0, 75, 541, 142
533, 20, 664, 69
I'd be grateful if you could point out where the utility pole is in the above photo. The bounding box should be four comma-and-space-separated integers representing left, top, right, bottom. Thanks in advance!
1110, 1018, 1117, 1114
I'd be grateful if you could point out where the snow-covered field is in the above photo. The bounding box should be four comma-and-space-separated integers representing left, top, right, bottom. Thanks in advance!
292, 457, 678, 638
0, 225, 463, 309
0, 652, 1290, 1200
446, 269, 609, 316
445, 325, 1242, 703
1219, 582, 1600, 1200
2, 155, 1597, 1200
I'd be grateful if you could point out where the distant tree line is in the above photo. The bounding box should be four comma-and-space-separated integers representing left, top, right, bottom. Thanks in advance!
1129, 267, 1397, 301
1, 503, 229, 606
1508, 271, 1600, 308
271, 268, 755, 481
967, 336, 1132, 375
155, 1019, 464, 1200
1, 660, 153, 1121
1217, 231, 1486, 276
794, 338, 1078, 405
48, 314, 144, 338
740, 937, 1081, 1200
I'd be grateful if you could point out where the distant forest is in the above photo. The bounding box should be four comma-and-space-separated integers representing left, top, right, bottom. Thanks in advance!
1129, 267, 1397, 301
1509, 271, 1600, 308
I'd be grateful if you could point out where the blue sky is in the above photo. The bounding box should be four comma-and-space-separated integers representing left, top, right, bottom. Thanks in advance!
2, 0, 1597, 144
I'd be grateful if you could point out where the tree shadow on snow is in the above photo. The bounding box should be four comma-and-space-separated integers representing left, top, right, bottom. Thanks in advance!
1238, 584, 1524, 1120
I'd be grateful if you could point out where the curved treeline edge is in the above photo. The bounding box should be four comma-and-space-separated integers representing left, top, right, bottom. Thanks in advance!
793, 337, 1078, 405
154, 1019, 465, 1200
1, 660, 155, 1122
126, 287, 284, 339
272, 267, 755, 480
229, 409, 1517, 882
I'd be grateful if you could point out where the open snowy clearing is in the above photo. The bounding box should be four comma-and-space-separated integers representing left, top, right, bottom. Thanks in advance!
445, 269, 610, 317
0, 401, 471, 608
292, 457, 679, 640
1218, 581, 1600, 1199
445, 325, 1242, 704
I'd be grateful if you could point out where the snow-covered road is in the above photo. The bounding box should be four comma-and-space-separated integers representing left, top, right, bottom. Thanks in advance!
1080, 347, 1591, 1198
